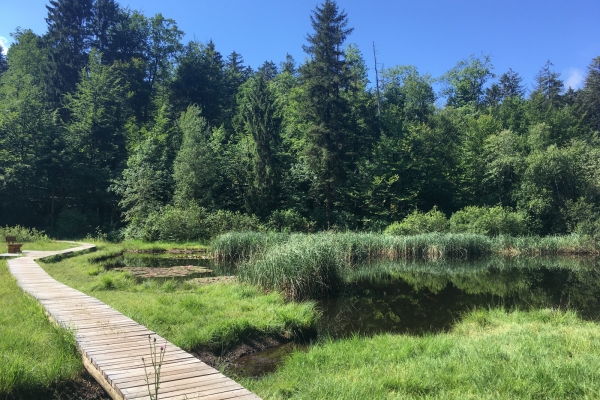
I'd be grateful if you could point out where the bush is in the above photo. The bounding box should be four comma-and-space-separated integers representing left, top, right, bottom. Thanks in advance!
384, 206, 449, 235
204, 210, 263, 237
450, 206, 529, 236
0, 225, 49, 242
139, 203, 210, 242
564, 198, 600, 240
267, 209, 309, 233
134, 204, 265, 242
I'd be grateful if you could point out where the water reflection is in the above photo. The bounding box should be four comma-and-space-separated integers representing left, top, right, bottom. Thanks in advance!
318, 257, 600, 338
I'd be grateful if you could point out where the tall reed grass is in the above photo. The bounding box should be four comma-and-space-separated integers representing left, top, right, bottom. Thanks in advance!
211, 231, 289, 261
227, 231, 599, 299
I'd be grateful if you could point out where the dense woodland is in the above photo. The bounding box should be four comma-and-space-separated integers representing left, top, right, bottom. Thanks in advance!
1, 0, 600, 240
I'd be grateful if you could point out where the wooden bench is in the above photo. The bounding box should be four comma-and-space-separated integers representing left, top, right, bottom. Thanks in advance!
6, 236, 23, 254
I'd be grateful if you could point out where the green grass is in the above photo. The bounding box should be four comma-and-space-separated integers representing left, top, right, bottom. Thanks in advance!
243, 308, 600, 399
0, 240, 79, 254
117, 239, 209, 253
0, 260, 83, 398
211, 231, 288, 261
39, 241, 317, 352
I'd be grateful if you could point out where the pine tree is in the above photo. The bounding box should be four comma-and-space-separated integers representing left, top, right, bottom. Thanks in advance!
299, 0, 354, 226
44, 0, 94, 102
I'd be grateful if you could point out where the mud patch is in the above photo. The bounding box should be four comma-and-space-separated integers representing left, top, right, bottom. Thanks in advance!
113, 265, 212, 278
187, 276, 237, 286
193, 336, 288, 371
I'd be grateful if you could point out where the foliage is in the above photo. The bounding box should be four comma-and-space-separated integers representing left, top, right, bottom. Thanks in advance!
137, 204, 264, 242
0, 225, 50, 242
266, 209, 310, 233
449, 206, 529, 236
385, 207, 449, 235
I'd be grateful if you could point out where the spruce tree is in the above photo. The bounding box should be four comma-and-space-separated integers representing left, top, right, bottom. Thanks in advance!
299, 0, 354, 227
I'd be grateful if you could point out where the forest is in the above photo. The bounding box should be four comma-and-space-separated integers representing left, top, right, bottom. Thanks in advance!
1, 0, 600, 240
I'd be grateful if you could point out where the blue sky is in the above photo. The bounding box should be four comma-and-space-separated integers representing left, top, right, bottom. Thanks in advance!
1, 0, 599, 94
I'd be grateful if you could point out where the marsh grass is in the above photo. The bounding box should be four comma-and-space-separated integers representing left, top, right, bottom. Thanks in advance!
243, 308, 600, 399
211, 231, 288, 261
236, 233, 495, 299
227, 232, 598, 299
0, 260, 82, 397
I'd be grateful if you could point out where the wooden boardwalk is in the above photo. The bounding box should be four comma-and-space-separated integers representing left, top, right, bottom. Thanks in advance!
7, 244, 260, 400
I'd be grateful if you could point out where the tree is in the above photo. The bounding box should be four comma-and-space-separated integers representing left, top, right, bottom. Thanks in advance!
44, 0, 95, 102
173, 105, 226, 209
62, 50, 127, 226
441, 55, 494, 108
499, 68, 525, 99
299, 0, 354, 226
582, 56, 600, 131
234, 74, 283, 217
532, 60, 563, 106
170, 40, 225, 125
0, 44, 7, 75
257, 60, 278, 80
0, 73, 64, 228
143, 13, 183, 116
112, 114, 173, 232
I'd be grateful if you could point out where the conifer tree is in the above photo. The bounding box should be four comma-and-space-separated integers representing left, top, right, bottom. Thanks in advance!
299, 0, 354, 226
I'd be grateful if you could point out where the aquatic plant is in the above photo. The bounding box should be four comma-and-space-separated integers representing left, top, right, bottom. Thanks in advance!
211, 231, 289, 261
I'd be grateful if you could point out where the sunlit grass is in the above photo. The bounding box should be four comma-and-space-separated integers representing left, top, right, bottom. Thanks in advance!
39, 241, 317, 352
244, 308, 600, 399
0, 260, 83, 397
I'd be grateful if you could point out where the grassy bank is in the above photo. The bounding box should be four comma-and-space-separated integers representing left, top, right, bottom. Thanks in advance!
0, 260, 83, 398
243, 308, 600, 399
39, 241, 317, 352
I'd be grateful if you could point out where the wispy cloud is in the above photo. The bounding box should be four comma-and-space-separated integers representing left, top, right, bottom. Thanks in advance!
0, 36, 9, 54
565, 68, 584, 90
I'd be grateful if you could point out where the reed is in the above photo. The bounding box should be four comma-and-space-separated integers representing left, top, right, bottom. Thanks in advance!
238, 234, 344, 300
234, 232, 598, 299
210, 231, 289, 261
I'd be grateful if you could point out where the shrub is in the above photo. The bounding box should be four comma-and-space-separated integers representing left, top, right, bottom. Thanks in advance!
384, 207, 449, 235
135, 204, 265, 242
267, 209, 309, 233
450, 206, 529, 236
204, 210, 263, 237
140, 203, 210, 242
0, 226, 50, 242
564, 198, 600, 240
